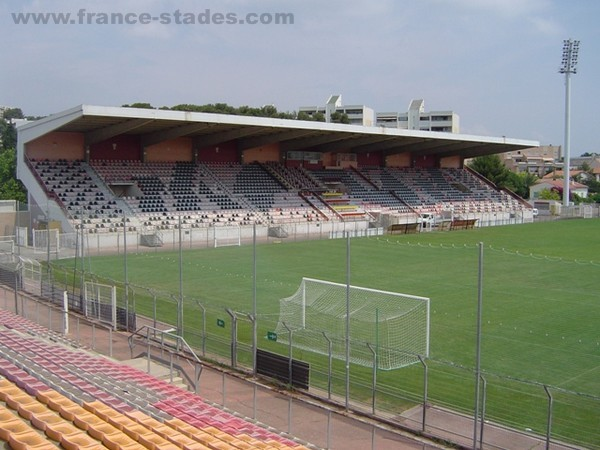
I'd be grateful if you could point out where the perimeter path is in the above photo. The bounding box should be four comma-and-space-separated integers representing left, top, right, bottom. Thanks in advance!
103, 314, 579, 450
114, 315, 445, 450
2, 281, 583, 450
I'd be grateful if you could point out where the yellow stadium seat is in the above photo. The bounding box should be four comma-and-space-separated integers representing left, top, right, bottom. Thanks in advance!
0, 404, 18, 423
137, 432, 181, 450
82, 400, 152, 442
125, 410, 173, 437
59, 431, 104, 450
17, 401, 49, 420
43, 421, 81, 442
59, 403, 89, 422
9, 429, 58, 450
0, 383, 24, 402
0, 418, 32, 441
29, 409, 65, 432
35, 389, 65, 406
85, 420, 123, 442
99, 427, 145, 450
5, 391, 38, 410
83, 400, 114, 421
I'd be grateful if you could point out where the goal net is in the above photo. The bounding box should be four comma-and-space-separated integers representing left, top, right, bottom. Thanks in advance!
0, 240, 15, 263
274, 277, 430, 370
20, 257, 42, 296
83, 281, 117, 330
33, 229, 59, 254
213, 225, 241, 248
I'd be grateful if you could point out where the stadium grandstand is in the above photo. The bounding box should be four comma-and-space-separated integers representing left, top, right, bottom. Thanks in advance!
16, 104, 538, 245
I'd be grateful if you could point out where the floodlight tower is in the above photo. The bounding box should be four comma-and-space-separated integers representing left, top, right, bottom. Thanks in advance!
559, 39, 580, 208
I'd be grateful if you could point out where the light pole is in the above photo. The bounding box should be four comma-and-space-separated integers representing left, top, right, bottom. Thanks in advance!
559, 38, 580, 208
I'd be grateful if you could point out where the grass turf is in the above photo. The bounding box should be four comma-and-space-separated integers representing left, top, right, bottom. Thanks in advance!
54, 219, 600, 446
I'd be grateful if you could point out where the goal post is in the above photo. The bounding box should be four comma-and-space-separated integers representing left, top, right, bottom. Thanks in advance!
83, 281, 117, 330
213, 225, 241, 248
33, 229, 59, 254
274, 277, 430, 370
0, 239, 15, 262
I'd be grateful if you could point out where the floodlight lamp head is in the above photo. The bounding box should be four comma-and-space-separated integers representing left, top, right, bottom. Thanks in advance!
558, 39, 580, 74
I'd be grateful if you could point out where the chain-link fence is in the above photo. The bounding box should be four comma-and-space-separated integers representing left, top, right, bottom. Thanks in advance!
1, 220, 599, 449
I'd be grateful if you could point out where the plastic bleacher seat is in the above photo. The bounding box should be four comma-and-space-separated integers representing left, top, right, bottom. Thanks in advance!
58, 431, 103, 450
8, 430, 59, 450
0, 415, 32, 441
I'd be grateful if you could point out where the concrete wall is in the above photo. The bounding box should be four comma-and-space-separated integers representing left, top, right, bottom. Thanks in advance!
26, 132, 84, 160
146, 137, 192, 162
243, 142, 280, 163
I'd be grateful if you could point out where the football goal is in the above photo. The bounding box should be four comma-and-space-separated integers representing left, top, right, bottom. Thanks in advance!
33, 229, 59, 255
274, 277, 430, 370
0, 239, 14, 263
83, 281, 117, 330
213, 225, 241, 248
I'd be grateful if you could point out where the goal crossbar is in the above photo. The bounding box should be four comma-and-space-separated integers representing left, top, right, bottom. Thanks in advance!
274, 277, 430, 370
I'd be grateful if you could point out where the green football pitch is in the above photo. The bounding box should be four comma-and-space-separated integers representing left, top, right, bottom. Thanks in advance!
54, 219, 600, 446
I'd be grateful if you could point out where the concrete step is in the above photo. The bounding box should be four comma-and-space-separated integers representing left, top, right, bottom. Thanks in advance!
120, 357, 189, 390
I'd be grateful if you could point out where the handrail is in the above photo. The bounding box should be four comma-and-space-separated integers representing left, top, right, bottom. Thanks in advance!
128, 324, 203, 393
128, 324, 203, 366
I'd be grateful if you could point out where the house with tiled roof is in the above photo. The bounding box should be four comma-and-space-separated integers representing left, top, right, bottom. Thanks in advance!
530, 178, 588, 200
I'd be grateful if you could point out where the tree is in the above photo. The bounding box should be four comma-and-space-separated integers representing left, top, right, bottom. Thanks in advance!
0, 148, 26, 203
467, 154, 510, 186
1, 108, 24, 121
538, 188, 561, 201
330, 112, 350, 124
0, 116, 27, 202
504, 171, 538, 199
121, 103, 155, 109
0, 120, 17, 151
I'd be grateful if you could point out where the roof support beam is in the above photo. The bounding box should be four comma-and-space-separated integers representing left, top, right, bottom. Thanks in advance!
237, 129, 318, 150
344, 136, 403, 154
84, 119, 155, 147
140, 123, 214, 147
316, 135, 391, 153
280, 133, 348, 152
411, 141, 483, 157
192, 126, 263, 148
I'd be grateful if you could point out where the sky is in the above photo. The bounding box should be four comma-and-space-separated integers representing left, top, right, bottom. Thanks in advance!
2, 0, 599, 155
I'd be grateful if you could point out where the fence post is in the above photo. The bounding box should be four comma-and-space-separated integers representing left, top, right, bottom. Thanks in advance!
543, 385, 553, 450
473, 242, 484, 448
282, 322, 293, 386
288, 397, 293, 436
194, 364, 201, 394
152, 292, 157, 332
327, 409, 332, 450
197, 302, 206, 357
479, 375, 487, 449
367, 343, 377, 415
371, 425, 376, 450
322, 332, 333, 400
247, 313, 257, 376
226, 308, 237, 369
221, 371, 226, 407
76, 316, 80, 344
13, 269, 19, 315
146, 326, 151, 374
253, 384, 257, 420
108, 327, 113, 358
418, 355, 428, 432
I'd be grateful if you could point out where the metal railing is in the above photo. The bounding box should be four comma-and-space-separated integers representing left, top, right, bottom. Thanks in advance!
128, 324, 203, 393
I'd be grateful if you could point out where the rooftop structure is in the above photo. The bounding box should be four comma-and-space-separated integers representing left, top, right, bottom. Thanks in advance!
300, 96, 459, 132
